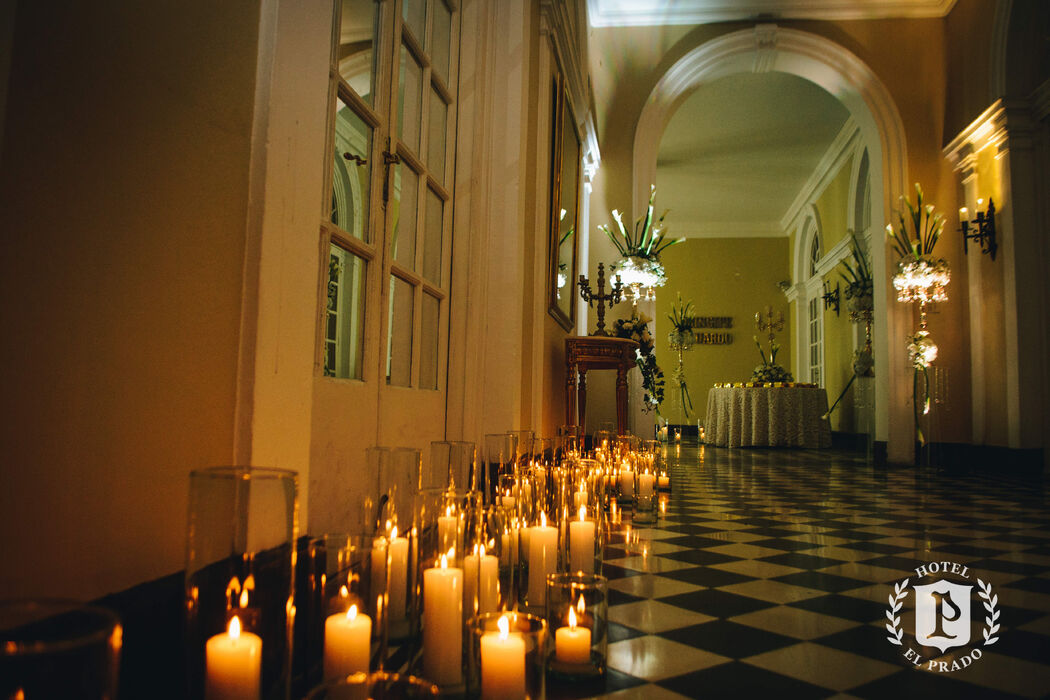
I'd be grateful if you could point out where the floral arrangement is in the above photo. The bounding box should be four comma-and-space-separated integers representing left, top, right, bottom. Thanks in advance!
839, 230, 874, 316
751, 337, 794, 383
600, 185, 685, 292
612, 312, 664, 412
888, 184, 950, 303
667, 294, 695, 416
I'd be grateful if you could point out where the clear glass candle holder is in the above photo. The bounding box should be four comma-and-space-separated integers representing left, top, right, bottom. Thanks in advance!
0, 599, 122, 699
305, 670, 439, 699
563, 505, 602, 576
185, 466, 298, 700
304, 534, 379, 687
467, 612, 547, 700
544, 573, 608, 681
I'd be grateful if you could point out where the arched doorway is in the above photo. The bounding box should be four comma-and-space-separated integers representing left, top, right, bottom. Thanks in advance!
633, 24, 911, 462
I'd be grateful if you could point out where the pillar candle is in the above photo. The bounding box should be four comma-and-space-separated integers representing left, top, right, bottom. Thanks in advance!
438, 510, 459, 559
387, 531, 409, 621
618, 469, 634, 497
323, 604, 371, 679
423, 553, 463, 686
568, 507, 596, 574
638, 472, 655, 497
370, 536, 387, 619
658, 474, 670, 489
463, 545, 499, 617
573, 486, 588, 510
500, 525, 520, 567
205, 616, 261, 700
555, 605, 591, 665
527, 513, 558, 607
480, 615, 525, 700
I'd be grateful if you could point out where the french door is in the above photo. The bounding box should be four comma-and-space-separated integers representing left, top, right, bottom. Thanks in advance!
318, 0, 460, 453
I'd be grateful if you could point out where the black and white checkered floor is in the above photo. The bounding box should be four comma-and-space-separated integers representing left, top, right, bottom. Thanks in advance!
560, 443, 1050, 699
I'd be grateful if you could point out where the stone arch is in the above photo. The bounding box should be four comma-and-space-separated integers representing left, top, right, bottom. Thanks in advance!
633, 24, 911, 461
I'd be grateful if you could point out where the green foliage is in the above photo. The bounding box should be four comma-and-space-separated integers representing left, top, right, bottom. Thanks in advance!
612, 313, 664, 412
886, 183, 945, 260
598, 185, 685, 260
667, 293, 695, 334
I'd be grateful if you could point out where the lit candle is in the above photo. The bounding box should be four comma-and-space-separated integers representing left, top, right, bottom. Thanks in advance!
370, 535, 387, 619
637, 471, 655, 497
527, 512, 557, 607
480, 615, 525, 700
569, 506, 596, 574
464, 544, 499, 617
573, 483, 588, 509
438, 507, 459, 560
423, 551, 463, 686
960, 206, 969, 221
658, 473, 670, 489
500, 522, 519, 566
555, 600, 591, 665
618, 468, 634, 497
205, 616, 261, 700
324, 603, 371, 679
500, 490, 516, 510
388, 527, 409, 621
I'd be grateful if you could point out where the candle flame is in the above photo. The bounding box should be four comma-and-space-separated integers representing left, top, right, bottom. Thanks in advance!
579, 505, 586, 522
339, 584, 349, 599
445, 505, 452, 517
391, 525, 398, 539
480, 543, 486, 557
239, 588, 249, 608
440, 553, 448, 569
347, 604, 358, 622
229, 615, 241, 640
568, 605, 577, 630
577, 596, 586, 614
447, 546, 456, 561
540, 511, 547, 528
498, 615, 510, 640
385, 519, 392, 533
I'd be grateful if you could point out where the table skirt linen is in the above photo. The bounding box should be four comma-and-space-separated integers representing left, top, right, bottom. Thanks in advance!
705, 386, 832, 448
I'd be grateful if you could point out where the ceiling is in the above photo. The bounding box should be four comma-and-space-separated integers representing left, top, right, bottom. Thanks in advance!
655, 71, 849, 238
586, 0, 957, 27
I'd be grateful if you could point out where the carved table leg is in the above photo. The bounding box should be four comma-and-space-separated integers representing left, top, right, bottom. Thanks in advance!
616, 363, 629, 435
578, 369, 588, 435
566, 360, 577, 428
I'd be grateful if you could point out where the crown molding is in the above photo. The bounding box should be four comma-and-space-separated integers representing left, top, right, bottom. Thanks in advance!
587, 0, 957, 27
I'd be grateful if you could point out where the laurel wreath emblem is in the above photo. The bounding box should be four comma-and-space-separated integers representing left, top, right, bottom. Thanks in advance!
885, 578, 909, 645
978, 578, 1000, 645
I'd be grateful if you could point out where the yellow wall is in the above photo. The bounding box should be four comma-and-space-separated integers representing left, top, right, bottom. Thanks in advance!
0, 0, 260, 598
656, 238, 791, 426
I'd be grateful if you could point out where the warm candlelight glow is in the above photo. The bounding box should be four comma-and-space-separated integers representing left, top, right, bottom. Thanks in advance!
480, 543, 487, 557
568, 605, 577, 630
579, 505, 586, 521
239, 588, 249, 608
346, 604, 358, 621
339, 584, 348, 599
391, 525, 398, 539
498, 615, 510, 640
440, 553, 448, 569
577, 596, 585, 615
229, 615, 241, 640
540, 511, 547, 527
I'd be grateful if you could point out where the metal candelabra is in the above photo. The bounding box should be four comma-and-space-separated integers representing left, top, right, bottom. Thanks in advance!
578, 262, 624, 336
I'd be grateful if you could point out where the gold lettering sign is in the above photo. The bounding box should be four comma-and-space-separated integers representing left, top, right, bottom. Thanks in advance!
694, 332, 733, 345
689, 317, 733, 329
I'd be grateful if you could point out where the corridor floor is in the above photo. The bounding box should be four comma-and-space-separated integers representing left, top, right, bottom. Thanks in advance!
571, 444, 1050, 699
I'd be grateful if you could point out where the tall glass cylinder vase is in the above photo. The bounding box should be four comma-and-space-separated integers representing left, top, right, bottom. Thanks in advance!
482, 434, 518, 507
305, 534, 384, 686
185, 466, 298, 700
545, 573, 608, 681
428, 441, 478, 493
0, 599, 122, 700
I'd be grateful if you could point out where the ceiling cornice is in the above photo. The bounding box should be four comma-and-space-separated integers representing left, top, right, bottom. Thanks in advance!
587, 0, 957, 27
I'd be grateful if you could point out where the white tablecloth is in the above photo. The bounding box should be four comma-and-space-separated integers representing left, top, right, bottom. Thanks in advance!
705, 386, 832, 448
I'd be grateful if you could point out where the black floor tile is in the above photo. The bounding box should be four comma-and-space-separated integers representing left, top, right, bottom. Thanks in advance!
772, 570, 871, 593
788, 593, 887, 623
655, 566, 757, 588
657, 661, 830, 699
658, 619, 798, 658
657, 588, 777, 618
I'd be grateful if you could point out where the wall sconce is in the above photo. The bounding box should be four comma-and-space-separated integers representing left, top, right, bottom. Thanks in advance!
959, 198, 997, 260
822, 281, 840, 315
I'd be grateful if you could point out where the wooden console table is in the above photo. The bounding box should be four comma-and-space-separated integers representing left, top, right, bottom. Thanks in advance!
565, 336, 639, 435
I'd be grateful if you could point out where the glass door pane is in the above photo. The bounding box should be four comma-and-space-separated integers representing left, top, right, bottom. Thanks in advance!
332, 97, 373, 239
338, 0, 379, 104
386, 276, 415, 386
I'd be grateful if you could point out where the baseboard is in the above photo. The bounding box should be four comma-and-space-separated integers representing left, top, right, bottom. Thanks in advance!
831, 431, 870, 451
919, 442, 1045, 473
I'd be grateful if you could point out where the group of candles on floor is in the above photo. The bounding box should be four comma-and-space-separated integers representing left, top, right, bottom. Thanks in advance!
203, 432, 674, 699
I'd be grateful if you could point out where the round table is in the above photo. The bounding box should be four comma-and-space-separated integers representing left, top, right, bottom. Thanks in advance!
705, 385, 832, 448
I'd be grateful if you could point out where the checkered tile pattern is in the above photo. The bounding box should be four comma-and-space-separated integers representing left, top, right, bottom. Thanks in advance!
556, 444, 1050, 699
